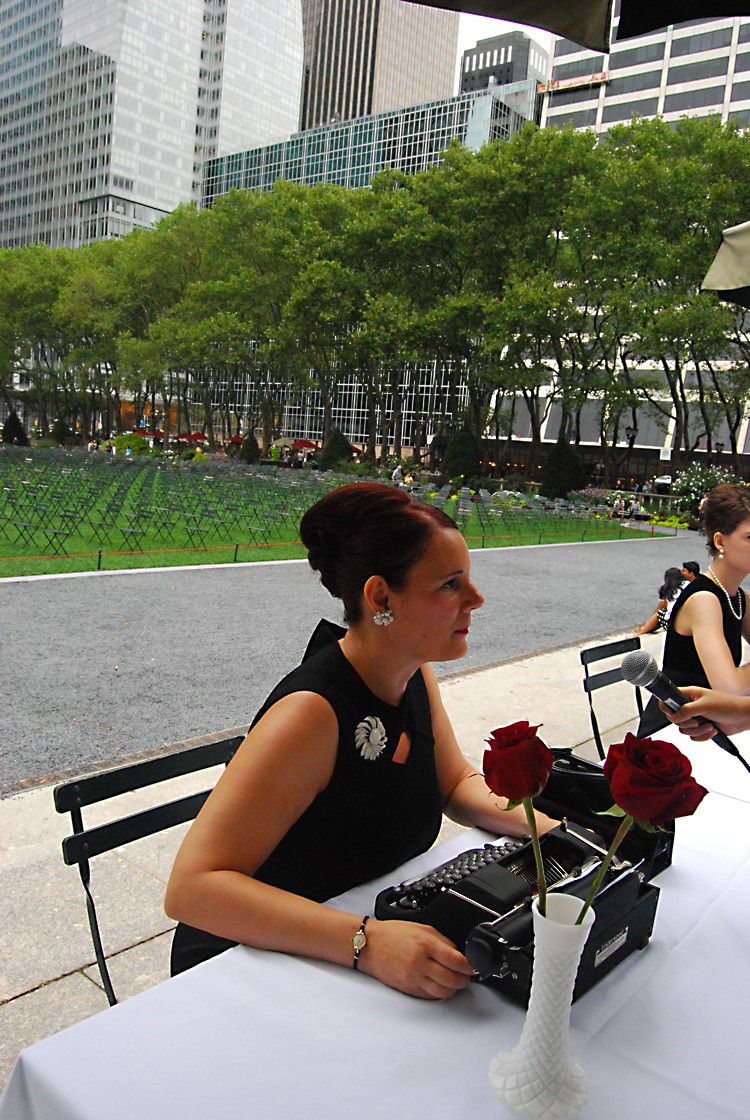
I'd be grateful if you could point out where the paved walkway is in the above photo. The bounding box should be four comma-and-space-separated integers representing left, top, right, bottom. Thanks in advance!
0, 531, 695, 790
0, 624, 667, 1091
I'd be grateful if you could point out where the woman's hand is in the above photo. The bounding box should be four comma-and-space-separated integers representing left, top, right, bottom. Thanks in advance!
358, 918, 474, 1000
661, 686, 750, 740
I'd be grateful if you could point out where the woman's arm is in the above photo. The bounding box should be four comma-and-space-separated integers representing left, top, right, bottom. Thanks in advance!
635, 599, 666, 635
677, 592, 750, 694
662, 686, 750, 739
422, 666, 557, 837
165, 690, 473, 999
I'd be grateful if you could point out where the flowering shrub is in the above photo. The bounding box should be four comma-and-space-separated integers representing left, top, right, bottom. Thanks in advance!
568, 488, 608, 504
673, 463, 741, 511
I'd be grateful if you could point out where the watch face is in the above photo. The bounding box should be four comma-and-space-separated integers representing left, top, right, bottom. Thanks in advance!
353, 931, 367, 951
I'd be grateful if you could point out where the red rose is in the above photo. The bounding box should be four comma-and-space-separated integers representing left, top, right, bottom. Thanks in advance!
483, 721, 554, 802
603, 733, 708, 827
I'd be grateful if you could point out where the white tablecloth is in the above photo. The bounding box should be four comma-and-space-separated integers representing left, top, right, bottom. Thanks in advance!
2, 756, 749, 1120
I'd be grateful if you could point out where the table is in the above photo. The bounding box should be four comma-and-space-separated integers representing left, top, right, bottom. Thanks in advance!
2, 746, 750, 1120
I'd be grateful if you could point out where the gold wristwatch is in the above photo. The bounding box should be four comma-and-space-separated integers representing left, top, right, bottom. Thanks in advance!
352, 915, 369, 970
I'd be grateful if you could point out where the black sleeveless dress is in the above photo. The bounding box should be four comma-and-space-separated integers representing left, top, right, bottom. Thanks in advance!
637, 574, 745, 737
171, 619, 443, 975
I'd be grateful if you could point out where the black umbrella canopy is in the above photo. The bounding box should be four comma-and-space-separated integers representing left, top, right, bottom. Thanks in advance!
702, 219, 750, 311
408, 1, 750, 53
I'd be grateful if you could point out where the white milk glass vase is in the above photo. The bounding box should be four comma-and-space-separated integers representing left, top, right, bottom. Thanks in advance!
489, 893, 595, 1120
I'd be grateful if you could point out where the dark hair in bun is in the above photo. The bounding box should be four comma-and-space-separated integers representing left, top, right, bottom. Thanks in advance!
300, 481, 458, 624
704, 483, 750, 556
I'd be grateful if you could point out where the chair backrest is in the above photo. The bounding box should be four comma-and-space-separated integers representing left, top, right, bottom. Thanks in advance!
580, 637, 644, 759
54, 733, 244, 1006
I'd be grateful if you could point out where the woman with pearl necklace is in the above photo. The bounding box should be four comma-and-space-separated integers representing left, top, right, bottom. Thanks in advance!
637, 483, 750, 737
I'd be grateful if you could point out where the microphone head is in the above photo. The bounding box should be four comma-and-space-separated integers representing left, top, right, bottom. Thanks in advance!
621, 649, 658, 687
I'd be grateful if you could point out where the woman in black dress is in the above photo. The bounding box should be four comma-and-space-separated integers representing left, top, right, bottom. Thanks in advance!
634, 566, 685, 635
166, 482, 556, 1000
638, 484, 750, 736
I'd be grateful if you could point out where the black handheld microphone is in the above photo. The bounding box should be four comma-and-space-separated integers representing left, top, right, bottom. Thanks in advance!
621, 649, 750, 771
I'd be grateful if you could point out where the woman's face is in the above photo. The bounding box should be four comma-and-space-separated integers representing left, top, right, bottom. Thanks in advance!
388, 527, 484, 663
717, 516, 750, 575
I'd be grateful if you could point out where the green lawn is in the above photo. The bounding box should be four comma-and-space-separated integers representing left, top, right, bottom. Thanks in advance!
0, 448, 654, 579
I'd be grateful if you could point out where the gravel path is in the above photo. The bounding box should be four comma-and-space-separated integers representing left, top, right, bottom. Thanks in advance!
0, 532, 702, 791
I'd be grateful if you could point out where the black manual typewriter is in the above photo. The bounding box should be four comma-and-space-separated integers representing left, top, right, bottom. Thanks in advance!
374, 820, 661, 1006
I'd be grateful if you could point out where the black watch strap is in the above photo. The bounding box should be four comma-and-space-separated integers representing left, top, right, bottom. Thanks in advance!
352, 915, 369, 970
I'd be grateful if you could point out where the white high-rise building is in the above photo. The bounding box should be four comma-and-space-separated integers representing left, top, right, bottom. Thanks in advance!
0, 0, 304, 247
542, 12, 750, 133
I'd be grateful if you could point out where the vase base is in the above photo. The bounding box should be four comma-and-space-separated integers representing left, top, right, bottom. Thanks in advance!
489, 1047, 589, 1120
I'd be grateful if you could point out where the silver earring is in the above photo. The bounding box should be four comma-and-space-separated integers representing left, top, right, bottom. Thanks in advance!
373, 606, 394, 627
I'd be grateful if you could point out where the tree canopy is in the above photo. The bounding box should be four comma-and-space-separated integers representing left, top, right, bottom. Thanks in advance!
2, 116, 750, 479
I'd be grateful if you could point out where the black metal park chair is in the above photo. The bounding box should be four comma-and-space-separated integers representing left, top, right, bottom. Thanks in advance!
580, 636, 644, 759
54, 733, 244, 1006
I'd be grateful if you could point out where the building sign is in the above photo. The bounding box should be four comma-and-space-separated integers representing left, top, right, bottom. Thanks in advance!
538, 73, 608, 93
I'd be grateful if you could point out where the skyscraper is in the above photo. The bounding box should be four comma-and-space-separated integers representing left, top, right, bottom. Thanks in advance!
460, 30, 549, 95
0, 0, 304, 248
299, 0, 458, 131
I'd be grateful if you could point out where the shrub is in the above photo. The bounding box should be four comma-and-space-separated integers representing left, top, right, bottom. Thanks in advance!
318, 427, 354, 469
500, 471, 529, 494
239, 432, 261, 464
50, 418, 70, 445
672, 463, 741, 513
440, 428, 482, 482
113, 432, 150, 456
2, 410, 30, 445
539, 440, 586, 499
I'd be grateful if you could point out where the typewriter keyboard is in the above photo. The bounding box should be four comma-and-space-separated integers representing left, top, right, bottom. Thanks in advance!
393, 839, 528, 909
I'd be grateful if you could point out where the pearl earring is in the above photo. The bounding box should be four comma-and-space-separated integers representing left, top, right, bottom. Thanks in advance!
373, 606, 394, 627
720, 548, 725, 559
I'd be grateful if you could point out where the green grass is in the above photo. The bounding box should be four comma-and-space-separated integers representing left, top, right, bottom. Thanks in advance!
0, 449, 655, 580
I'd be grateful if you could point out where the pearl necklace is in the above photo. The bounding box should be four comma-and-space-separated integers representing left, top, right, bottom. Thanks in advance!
707, 566, 744, 621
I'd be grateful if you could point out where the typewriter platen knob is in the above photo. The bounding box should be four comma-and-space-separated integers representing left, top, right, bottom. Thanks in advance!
465, 910, 532, 980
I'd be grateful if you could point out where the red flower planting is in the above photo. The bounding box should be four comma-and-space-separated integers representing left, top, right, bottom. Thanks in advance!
603, 733, 708, 828
484, 721, 555, 803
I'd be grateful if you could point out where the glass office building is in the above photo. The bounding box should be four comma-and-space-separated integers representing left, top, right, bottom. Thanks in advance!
542, 12, 750, 132
0, 0, 303, 247
203, 79, 540, 202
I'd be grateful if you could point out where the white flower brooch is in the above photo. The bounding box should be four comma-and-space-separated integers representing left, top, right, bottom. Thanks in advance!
354, 716, 388, 761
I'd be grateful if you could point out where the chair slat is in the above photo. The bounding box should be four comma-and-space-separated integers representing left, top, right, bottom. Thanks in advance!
54, 735, 243, 812
582, 666, 627, 692
580, 636, 640, 667
61, 789, 212, 864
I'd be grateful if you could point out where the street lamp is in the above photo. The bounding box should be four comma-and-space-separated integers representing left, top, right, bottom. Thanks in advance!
624, 425, 638, 487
